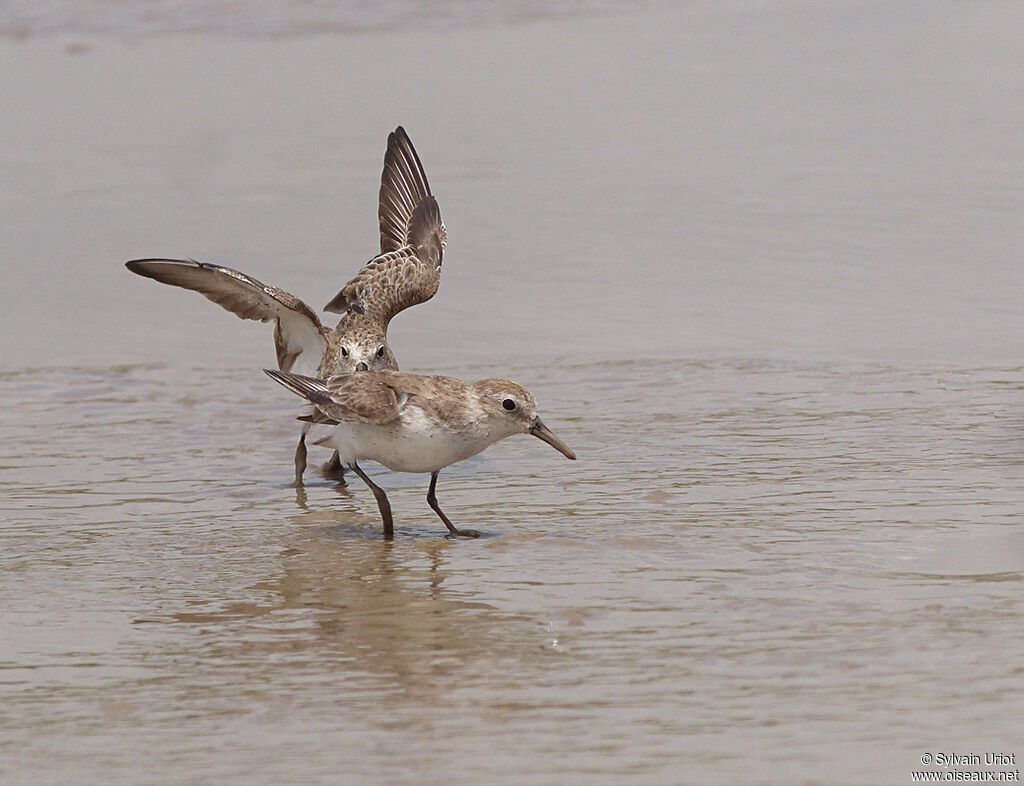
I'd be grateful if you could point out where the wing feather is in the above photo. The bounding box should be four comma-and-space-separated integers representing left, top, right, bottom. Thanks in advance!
265, 369, 402, 426
322, 247, 440, 327
127, 258, 326, 374
379, 126, 436, 253
324, 128, 446, 325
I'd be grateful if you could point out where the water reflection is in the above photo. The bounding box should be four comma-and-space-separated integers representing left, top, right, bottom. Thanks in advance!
160, 511, 536, 706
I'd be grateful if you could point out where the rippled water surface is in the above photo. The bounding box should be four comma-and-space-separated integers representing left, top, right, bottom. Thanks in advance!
2, 2, 1023, 783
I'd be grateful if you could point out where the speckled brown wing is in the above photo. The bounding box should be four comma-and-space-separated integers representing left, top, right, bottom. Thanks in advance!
358, 370, 493, 431
321, 371, 411, 424
323, 128, 446, 325
128, 258, 327, 374
265, 369, 404, 426
323, 244, 440, 329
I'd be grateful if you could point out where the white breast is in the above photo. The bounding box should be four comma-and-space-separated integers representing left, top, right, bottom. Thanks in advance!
317, 406, 499, 474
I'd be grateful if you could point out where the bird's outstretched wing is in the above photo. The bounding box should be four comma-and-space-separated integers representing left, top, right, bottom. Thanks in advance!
323, 128, 445, 327
264, 369, 403, 426
127, 258, 326, 374
378, 126, 443, 255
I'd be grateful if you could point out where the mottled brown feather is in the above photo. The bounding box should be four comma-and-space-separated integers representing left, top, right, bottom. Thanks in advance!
323, 127, 446, 324
126, 258, 327, 374
267, 370, 404, 426
327, 371, 493, 430
127, 259, 322, 325
323, 247, 440, 328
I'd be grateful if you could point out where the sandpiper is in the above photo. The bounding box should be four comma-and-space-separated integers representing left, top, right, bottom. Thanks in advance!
126, 127, 446, 485
264, 368, 577, 538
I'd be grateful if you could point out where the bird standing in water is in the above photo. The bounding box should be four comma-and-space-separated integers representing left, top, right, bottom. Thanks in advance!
264, 368, 577, 538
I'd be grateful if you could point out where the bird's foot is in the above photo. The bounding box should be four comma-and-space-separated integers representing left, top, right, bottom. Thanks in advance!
320, 452, 347, 484
446, 528, 480, 539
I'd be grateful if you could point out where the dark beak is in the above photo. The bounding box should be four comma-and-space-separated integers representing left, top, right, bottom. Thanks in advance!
530, 418, 576, 460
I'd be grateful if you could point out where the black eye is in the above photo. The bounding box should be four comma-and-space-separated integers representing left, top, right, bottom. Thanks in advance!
341, 347, 349, 358
502, 398, 516, 411
376, 345, 386, 358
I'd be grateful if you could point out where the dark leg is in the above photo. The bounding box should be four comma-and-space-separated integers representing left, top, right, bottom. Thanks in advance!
348, 461, 394, 539
320, 450, 347, 483
427, 471, 479, 538
293, 432, 307, 487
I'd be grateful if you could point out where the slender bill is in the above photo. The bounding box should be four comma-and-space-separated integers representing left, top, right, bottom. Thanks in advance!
530, 418, 576, 460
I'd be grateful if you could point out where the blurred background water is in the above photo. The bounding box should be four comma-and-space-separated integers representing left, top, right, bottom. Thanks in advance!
1, 2, 1022, 783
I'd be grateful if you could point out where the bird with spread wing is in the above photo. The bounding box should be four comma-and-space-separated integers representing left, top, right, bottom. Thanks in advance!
127, 127, 446, 485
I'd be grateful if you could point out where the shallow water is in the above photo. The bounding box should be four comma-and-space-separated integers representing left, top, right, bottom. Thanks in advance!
2, 2, 1024, 784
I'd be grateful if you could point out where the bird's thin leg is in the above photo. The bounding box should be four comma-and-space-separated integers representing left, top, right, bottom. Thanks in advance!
348, 461, 394, 539
293, 431, 308, 487
427, 471, 479, 538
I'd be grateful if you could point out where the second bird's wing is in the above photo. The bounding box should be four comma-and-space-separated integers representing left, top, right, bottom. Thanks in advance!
323, 127, 446, 328
127, 258, 326, 374
377, 126, 444, 255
